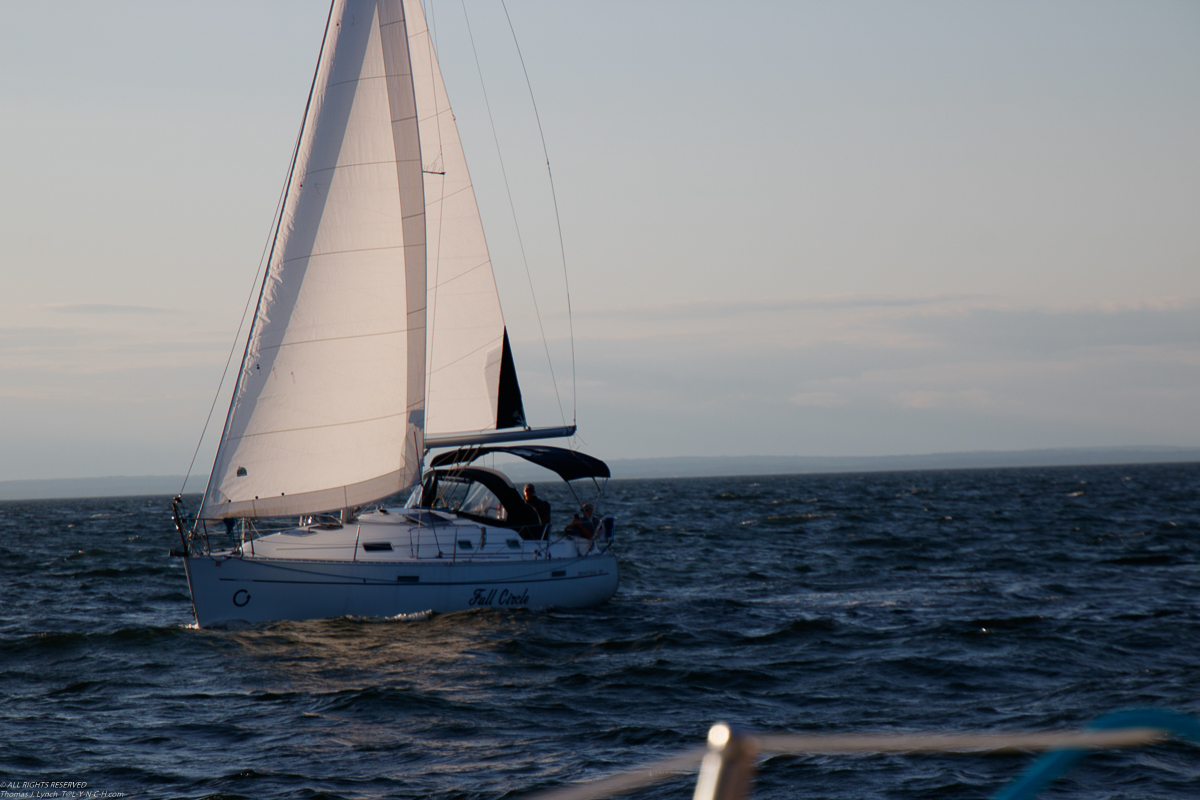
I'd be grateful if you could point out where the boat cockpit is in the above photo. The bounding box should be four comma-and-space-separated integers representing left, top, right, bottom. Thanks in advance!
409, 467, 545, 538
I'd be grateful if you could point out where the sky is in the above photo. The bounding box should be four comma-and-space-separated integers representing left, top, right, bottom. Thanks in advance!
1, 1, 1198, 482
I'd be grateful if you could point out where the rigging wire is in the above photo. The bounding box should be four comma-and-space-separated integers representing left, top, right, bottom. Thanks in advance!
498, 0, 577, 431
176, 200, 279, 497
178, 0, 337, 503
460, 0, 568, 430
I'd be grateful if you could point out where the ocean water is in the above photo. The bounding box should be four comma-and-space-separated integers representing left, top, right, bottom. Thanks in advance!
1, 463, 1198, 800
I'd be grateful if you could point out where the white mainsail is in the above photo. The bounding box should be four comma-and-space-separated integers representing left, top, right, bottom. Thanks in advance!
200, 0, 421, 520
200, 0, 524, 522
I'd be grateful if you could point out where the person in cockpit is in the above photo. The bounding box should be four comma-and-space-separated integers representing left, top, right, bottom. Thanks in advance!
565, 503, 598, 539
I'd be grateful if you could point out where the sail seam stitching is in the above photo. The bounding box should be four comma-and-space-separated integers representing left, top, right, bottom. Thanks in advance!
303, 159, 418, 176
281, 244, 407, 264
427, 335, 504, 375
431, 260, 489, 289
256, 325, 427, 350
423, 184, 472, 204
225, 410, 410, 441
326, 74, 397, 90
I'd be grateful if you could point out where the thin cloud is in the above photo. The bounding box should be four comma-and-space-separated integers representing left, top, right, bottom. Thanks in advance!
900, 299, 1200, 355
0, 327, 86, 347
575, 294, 1200, 322
569, 295, 1200, 355
892, 389, 999, 410
44, 303, 169, 315
788, 391, 849, 407
570, 294, 985, 321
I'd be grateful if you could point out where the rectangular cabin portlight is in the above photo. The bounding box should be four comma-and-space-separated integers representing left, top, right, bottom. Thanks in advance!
457, 540, 474, 550
362, 542, 393, 552
396, 575, 419, 583
551, 570, 566, 577
506, 540, 520, 549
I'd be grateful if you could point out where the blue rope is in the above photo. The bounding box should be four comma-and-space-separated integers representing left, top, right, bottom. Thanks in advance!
991, 709, 1200, 800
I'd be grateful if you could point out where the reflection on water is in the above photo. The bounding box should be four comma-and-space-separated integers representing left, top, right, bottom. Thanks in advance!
218, 609, 538, 696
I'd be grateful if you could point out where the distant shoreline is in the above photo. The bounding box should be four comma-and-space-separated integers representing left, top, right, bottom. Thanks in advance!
601, 445, 1200, 481
2, 446, 1198, 501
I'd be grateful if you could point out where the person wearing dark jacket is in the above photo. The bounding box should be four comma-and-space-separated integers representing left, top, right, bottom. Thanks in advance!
523, 484, 551, 538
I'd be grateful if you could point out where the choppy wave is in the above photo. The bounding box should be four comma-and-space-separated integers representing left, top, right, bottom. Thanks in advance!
1, 464, 1199, 798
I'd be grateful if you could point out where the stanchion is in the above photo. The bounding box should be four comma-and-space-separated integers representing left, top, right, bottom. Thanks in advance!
692, 723, 758, 800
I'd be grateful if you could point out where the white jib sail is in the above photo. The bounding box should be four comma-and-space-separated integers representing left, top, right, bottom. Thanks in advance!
404, 0, 518, 436
200, 0, 426, 520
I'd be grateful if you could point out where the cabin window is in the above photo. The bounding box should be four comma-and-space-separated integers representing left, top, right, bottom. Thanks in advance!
427, 476, 507, 522
460, 482, 507, 521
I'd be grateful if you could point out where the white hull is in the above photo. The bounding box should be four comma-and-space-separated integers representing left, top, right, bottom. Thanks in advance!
182, 508, 618, 627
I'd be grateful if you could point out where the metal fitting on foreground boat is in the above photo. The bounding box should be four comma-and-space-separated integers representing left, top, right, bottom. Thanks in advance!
692, 723, 757, 800
524, 708, 1200, 800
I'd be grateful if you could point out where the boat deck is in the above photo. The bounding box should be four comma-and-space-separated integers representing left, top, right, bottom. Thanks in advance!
235, 507, 606, 563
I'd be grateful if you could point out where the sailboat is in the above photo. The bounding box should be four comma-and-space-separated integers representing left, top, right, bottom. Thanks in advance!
171, 0, 617, 628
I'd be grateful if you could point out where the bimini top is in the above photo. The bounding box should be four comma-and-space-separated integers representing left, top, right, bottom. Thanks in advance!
429, 445, 610, 481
